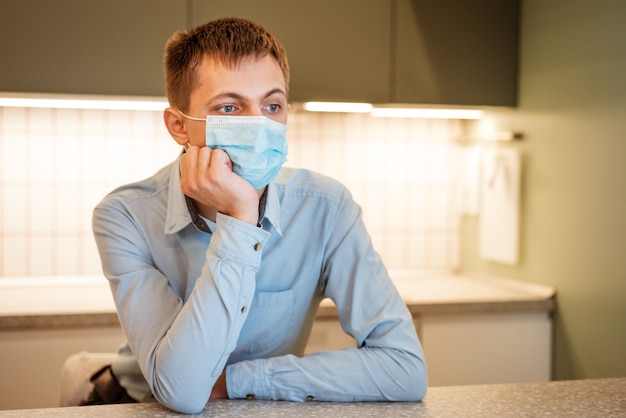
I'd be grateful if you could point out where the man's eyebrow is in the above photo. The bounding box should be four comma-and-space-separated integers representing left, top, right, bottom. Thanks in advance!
206, 88, 286, 104
265, 88, 287, 98
207, 92, 246, 102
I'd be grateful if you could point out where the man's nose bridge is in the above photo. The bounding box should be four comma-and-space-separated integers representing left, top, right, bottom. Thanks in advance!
244, 105, 263, 117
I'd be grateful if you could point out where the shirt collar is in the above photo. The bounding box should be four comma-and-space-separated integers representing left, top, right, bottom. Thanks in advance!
261, 181, 283, 236
164, 158, 193, 234
164, 156, 283, 236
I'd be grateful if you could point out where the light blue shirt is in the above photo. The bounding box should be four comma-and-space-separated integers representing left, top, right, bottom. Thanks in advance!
93, 157, 427, 414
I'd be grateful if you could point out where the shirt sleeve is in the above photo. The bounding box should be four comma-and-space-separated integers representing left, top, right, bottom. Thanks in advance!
225, 191, 428, 402
93, 202, 270, 414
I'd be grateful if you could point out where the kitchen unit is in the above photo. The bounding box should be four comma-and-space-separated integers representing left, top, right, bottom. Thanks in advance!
309, 272, 554, 386
0, 0, 519, 105
0, 0, 185, 97
0, 272, 554, 410
192, 0, 518, 105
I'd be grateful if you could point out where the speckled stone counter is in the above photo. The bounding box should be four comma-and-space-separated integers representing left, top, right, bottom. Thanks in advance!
1, 378, 623, 417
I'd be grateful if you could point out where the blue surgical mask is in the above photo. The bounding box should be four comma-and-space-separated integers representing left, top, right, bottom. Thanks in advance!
179, 112, 288, 189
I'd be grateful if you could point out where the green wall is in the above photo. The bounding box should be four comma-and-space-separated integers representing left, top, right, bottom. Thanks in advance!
462, 0, 626, 379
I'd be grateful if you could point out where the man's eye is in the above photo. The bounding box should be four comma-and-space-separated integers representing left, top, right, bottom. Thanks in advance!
265, 104, 280, 113
220, 105, 236, 113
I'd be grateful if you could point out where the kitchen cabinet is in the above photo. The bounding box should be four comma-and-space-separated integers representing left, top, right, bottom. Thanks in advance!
0, 1, 518, 106
2, 314, 546, 410
0, 0, 390, 101
190, 0, 391, 103
0, 273, 553, 409
306, 310, 551, 386
0, 327, 126, 410
419, 312, 551, 385
192, 0, 519, 105
0, 0, 185, 96
308, 273, 554, 386
394, 0, 519, 106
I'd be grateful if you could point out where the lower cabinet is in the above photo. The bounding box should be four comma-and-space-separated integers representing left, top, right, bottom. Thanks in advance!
0, 327, 126, 410
305, 311, 552, 386
419, 312, 552, 385
1, 309, 550, 410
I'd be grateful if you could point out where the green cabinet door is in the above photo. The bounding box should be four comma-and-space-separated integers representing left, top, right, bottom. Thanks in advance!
0, 0, 518, 105
0, 0, 186, 96
191, 0, 392, 103
393, 0, 519, 106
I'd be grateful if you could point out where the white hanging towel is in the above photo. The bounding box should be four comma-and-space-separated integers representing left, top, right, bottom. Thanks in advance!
479, 147, 521, 265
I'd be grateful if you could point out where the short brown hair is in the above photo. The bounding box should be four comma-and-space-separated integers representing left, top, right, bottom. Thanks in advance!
164, 17, 290, 112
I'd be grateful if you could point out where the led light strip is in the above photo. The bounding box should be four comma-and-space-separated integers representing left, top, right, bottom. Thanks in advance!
303, 102, 373, 113
0, 95, 484, 119
370, 107, 483, 119
0, 94, 169, 111
303, 101, 483, 119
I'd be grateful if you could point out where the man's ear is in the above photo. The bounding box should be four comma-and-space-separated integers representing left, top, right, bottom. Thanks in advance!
163, 108, 189, 146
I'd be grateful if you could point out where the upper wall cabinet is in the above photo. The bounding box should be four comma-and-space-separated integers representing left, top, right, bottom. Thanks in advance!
192, 0, 519, 106
191, 0, 392, 103
0, 0, 186, 96
0, 0, 518, 106
394, 0, 519, 106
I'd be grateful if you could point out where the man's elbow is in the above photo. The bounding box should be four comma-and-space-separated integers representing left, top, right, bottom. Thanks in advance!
391, 354, 428, 402
408, 373, 428, 401
155, 394, 208, 415
152, 383, 210, 414
395, 374, 427, 402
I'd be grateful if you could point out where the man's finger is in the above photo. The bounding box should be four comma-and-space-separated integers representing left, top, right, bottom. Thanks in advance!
209, 148, 233, 171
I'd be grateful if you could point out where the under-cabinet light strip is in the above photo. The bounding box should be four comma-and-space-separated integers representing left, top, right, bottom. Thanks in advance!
303, 101, 483, 119
303, 102, 373, 113
0, 94, 169, 111
0, 95, 483, 119
370, 107, 483, 119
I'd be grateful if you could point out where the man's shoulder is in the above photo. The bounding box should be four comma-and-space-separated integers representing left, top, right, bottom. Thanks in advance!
95, 160, 175, 210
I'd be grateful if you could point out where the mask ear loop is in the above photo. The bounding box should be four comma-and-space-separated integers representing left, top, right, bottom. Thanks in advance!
176, 109, 205, 121
176, 109, 202, 151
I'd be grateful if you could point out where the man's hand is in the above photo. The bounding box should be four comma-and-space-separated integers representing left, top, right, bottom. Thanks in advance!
210, 371, 228, 399
180, 146, 260, 225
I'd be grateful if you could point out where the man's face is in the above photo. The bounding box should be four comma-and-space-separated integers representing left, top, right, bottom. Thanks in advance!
184, 54, 289, 147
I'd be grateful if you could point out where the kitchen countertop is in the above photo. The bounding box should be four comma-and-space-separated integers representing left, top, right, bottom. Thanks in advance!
0, 378, 622, 417
320, 271, 555, 317
0, 271, 555, 331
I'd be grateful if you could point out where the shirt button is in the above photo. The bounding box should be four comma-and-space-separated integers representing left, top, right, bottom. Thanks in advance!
245, 394, 256, 400
305, 395, 314, 401
241, 306, 247, 313
253, 242, 262, 251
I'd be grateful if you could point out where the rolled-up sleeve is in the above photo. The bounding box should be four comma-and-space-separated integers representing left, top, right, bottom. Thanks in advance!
225, 189, 427, 402
94, 201, 270, 414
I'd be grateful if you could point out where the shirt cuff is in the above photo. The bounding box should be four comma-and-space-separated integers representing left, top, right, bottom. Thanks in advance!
209, 213, 271, 269
225, 360, 269, 400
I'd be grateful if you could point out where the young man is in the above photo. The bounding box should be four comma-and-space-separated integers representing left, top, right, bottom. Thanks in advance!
92, 17, 427, 414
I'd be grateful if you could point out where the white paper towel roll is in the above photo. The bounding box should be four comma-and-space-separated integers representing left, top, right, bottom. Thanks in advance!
479, 148, 521, 264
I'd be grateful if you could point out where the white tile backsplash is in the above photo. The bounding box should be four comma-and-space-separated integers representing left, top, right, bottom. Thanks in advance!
0, 105, 463, 277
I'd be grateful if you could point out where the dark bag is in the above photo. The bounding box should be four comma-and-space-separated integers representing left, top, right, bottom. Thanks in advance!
80, 364, 137, 405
